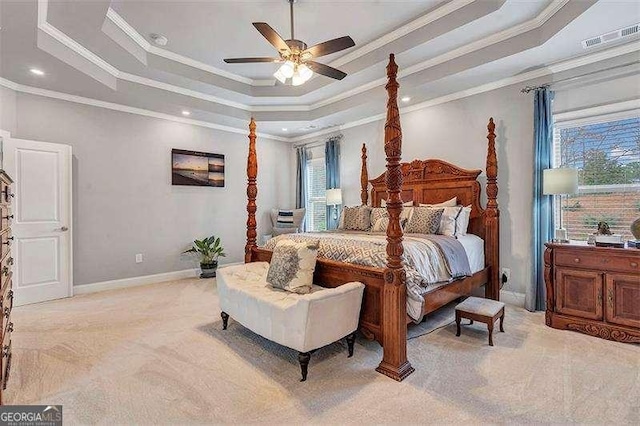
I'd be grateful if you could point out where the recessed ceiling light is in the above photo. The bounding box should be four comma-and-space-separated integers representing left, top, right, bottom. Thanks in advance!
401, 96, 411, 103
30, 68, 45, 76
182, 110, 191, 116
150, 33, 168, 46
282, 128, 288, 132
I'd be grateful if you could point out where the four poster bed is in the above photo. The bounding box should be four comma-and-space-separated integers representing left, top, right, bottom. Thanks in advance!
243, 54, 500, 381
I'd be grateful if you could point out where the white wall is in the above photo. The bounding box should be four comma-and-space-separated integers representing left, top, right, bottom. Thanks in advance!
14, 93, 292, 286
334, 84, 533, 295
0, 85, 17, 135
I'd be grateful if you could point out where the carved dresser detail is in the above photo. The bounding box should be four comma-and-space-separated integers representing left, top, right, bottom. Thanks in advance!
0, 171, 13, 404
544, 243, 640, 343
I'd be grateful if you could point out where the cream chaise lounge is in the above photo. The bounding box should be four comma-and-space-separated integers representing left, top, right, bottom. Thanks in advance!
217, 262, 365, 381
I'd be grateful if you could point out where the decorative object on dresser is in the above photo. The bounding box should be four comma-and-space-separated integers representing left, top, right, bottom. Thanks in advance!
455, 297, 505, 346
183, 236, 226, 278
544, 242, 640, 343
0, 171, 13, 405
543, 168, 578, 242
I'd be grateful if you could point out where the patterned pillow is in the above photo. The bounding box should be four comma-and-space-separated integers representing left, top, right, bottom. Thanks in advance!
266, 239, 319, 294
371, 216, 390, 232
342, 206, 372, 231
429, 205, 472, 236
370, 207, 387, 226
404, 207, 444, 234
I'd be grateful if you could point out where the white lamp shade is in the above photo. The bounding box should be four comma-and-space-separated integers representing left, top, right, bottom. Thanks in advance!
326, 188, 343, 206
543, 168, 579, 195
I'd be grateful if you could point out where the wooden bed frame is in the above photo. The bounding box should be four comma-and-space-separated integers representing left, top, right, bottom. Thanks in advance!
244, 54, 499, 381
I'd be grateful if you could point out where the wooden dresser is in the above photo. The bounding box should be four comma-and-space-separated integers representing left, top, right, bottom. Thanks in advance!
0, 171, 13, 405
544, 242, 640, 343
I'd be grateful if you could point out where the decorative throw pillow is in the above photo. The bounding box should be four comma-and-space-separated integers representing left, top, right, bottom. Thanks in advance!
429, 205, 472, 236
371, 216, 410, 233
419, 197, 457, 208
266, 239, 319, 294
404, 207, 444, 234
370, 207, 387, 226
270, 208, 305, 230
342, 206, 372, 231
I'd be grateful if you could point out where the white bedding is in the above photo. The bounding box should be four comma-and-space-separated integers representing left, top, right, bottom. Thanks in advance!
456, 234, 485, 274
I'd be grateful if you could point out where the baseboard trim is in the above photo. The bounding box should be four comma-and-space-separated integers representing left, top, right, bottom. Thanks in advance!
74, 262, 243, 295
500, 289, 526, 307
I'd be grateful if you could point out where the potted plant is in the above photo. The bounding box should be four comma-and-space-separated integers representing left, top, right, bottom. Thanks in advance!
183, 236, 226, 278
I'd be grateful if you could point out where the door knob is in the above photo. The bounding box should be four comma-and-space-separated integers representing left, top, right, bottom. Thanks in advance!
59, 226, 69, 232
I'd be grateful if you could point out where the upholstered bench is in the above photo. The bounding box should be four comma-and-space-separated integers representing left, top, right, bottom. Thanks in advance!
455, 296, 505, 346
217, 262, 365, 381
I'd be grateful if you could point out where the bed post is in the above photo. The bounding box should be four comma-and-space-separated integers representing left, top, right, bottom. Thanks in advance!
245, 117, 258, 264
375, 54, 415, 382
485, 118, 500, 300
360, 143, 369, 205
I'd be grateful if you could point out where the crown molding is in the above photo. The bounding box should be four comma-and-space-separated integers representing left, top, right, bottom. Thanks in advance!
2, 39, 637, 144
289, 41, 640, 142
0, 76, 287, 142
554, 100, 640, 125
104, 7, 269, 87
34, 0, 583, 116
105, 1, 479, 89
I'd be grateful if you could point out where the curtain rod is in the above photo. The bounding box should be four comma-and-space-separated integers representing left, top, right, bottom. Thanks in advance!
292, 133, 342, 149
521, 61, 639, 93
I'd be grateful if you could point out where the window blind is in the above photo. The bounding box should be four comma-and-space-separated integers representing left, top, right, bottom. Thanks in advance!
554, 116, 640, 240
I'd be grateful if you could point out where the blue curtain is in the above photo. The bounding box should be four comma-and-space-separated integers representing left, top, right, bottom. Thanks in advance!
527, 87, 554, 312
325, 136, 341, 230
296, 147, 308, 231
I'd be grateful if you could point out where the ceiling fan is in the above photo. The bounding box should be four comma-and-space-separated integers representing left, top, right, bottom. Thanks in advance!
223, 0, 355, 86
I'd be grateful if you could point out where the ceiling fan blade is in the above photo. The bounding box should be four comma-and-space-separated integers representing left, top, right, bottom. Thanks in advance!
303, 36, 355, 58
252, 22, 291, 53
307, 61, 347, 80
224, 57, 280, 64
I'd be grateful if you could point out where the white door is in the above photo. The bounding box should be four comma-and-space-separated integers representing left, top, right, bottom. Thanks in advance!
4, 138, 72, 306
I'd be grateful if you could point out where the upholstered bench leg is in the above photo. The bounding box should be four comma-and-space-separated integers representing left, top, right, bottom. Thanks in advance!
298, 352, 312, 382
221, 311, 229, 330
455, 311, 461, 337
488, 322, 494, 346
346, 332, 356, 358
500, 310, 505, 332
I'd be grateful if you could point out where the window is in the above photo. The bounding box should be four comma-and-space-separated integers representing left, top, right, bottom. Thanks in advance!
305, 156, 327, 231
553, 114, 640, 240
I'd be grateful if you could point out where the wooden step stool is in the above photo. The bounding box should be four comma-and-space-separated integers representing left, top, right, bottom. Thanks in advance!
455, 297, 505, 346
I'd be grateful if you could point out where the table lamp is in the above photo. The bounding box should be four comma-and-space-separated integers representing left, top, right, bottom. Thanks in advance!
543, 168, 578, 243
326, 188, 343, 224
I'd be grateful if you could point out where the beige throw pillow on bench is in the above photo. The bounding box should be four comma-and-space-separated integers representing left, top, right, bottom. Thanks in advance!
266, 239, 319, 294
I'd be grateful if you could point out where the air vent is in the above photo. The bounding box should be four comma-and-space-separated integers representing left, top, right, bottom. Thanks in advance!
582, 23, 640, 49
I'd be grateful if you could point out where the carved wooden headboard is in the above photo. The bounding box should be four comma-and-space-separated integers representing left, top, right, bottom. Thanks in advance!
368, 159, 486, 239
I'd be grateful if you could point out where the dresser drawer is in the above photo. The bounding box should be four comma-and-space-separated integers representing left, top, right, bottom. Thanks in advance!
0, 180, 10, 205
0, 253, 12, 286
555, 250, 640, 274
0, 230, 12, 261
0, 205, 11, 233
1, 333, 11, 391
1, 281, 12, 337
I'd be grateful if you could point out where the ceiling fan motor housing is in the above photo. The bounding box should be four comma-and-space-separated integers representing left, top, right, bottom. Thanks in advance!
285, 39, 307, 53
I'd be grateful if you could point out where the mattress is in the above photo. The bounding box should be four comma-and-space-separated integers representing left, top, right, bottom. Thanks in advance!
456, 234, 485, 274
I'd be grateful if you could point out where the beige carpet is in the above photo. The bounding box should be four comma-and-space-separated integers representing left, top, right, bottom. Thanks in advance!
5, 277, 640, 425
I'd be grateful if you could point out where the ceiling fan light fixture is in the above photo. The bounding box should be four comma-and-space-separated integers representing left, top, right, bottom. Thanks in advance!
273, 68, 287, 84
298, 64, 313, 81
279, 61, 295, 78
291, 71, 305, 86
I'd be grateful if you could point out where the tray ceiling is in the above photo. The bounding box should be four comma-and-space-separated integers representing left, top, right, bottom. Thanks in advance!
1, 0, 639, 140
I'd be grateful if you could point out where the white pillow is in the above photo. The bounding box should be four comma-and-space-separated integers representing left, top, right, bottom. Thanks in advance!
381, 199, 414, 207
456, 205, 472, 236
419, 197, 457, 208
426, 205, 471, 237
